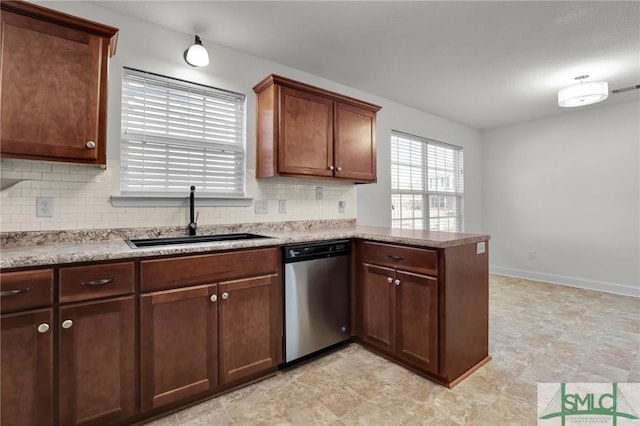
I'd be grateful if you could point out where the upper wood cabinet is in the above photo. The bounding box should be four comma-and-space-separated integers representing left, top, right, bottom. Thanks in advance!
0, 1, 118, 165
254, 74, 381, 183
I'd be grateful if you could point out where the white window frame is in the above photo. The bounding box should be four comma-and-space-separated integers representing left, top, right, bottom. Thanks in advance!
112, 68, 251, 207
391, 130, 464, 232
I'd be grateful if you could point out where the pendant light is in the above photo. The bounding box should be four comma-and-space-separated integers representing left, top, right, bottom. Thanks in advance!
184, 35, 209, 67
558, 75, 608, 107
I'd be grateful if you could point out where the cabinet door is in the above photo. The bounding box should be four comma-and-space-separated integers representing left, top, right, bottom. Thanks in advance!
59, 297, 136, 426
360, 263, 395, 352
219, 274, 281, 384
1, 309, 53, 426
395, 270, 438, 372
140, 285, 218, 411
0, 10, 104, 162
334, 102, 377, 182
279, 87, 334, 177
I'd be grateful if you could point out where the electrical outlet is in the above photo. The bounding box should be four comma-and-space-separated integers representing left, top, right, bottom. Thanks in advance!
315, 187, 323, 200
278, 199, 287, 214
528, 250, 536, 260
338, 201, 346, 213
36, 197, 54, 217
254, 199, 268, 214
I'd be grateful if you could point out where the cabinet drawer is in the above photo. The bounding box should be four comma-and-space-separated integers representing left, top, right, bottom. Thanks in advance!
141, 248, 280, 292
360, 241, 438, 276
59, 262, 134, 303
0, 269, 53, 313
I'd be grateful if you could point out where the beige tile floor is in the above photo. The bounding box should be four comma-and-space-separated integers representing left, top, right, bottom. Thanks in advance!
145, 274, 640, 425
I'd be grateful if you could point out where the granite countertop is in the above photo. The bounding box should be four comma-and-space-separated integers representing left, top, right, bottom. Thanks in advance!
0, 221, 490, 269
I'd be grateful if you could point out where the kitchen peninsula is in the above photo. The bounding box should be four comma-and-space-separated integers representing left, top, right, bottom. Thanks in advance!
1, 220, 490, 426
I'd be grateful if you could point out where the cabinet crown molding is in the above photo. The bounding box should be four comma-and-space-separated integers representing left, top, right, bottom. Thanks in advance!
253, 74, 381, 112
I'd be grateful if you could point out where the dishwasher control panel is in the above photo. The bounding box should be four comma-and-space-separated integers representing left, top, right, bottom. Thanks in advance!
283, 240, 351, 263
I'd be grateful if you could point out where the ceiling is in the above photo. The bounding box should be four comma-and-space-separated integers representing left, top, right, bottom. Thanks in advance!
93, 1, 640, 130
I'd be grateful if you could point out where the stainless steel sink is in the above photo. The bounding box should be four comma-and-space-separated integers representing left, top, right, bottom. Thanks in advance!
126, 233, 272, 248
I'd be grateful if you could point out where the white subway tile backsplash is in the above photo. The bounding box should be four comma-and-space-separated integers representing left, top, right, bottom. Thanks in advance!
1, 159, 358, 232
31, 163, 52, 173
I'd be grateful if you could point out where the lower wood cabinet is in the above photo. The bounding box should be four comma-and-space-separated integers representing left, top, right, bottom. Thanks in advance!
1, 248, 284, 424
59, 296, 136, 426
140, 284, 219, 410
356, 239, 489, 387
360, 263, 438, 373
0, 308, 53, 426
139, 248, 282, 412
218, 274, 281, 384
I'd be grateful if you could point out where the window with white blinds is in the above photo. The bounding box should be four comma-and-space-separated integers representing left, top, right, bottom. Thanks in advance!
120, 68, 246, 197
391, 131, 464, 232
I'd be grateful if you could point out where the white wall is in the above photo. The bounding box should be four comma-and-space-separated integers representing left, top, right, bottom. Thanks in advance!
482, 101, 640, 296
0, 1, 484, 233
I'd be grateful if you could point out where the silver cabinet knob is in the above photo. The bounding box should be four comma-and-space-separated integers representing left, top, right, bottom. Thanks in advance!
221, 292, 229, 300
336, 166, 342, 171
62, 319, 73, 329
86, 141, 96, 149
387, 277, 393, 284
210, 294, 217, 303
394, 279, 400, 286
329, 165, 335, 171
37, 323, 50, 333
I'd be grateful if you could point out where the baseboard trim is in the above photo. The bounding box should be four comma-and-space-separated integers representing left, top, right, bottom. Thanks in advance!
489, 265, 640, 298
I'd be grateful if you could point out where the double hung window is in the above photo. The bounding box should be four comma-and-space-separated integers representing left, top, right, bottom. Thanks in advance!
391, 131, 464, 231
120, 68, 246, 198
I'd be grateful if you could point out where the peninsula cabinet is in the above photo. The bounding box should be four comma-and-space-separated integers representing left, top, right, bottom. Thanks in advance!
254, 74, 381, 183
0, 1, 118, 165
0, 269, 54, 426
355, 239, 490, 387
139, 248, 282, 412
359, 246, 438, 373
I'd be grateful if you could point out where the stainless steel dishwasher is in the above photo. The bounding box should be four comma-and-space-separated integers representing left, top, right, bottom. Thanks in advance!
283, 240, 351, 363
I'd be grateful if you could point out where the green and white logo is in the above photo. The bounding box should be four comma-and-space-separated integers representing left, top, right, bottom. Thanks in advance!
538, 383, 640, 425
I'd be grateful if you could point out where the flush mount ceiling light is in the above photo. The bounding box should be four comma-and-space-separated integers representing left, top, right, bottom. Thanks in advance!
184, 35, 209, 67
558, 75, 609, 107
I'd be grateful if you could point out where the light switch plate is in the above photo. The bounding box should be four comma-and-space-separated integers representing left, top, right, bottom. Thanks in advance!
278, 199, 287, 214
254, 199, 268, 214
315, 187, 323, 200
338, 201, 345, 213
476, 241, 486, 254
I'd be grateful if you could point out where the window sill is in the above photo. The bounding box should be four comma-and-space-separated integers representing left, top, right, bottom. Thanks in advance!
111, 195, 253, 208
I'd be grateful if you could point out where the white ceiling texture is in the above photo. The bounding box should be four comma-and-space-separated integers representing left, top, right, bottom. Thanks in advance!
94, 1, 640, 130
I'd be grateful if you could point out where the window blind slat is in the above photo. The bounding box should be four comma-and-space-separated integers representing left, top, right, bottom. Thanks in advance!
391, 131, 464, 232
121, 68, 246, 197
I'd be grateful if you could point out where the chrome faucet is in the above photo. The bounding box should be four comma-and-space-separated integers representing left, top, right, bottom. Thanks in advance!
188, 186, 198, 236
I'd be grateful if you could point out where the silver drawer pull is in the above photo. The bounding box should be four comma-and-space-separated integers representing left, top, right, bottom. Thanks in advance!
221, 292, 229, 300
62, 319, 73, 329
0, 288, 30, 298
37, 323, 50, 333
387, 277, 393, 284
394, 279, 401, 286
388, 255, 404, 261
210, 294, 218, 303
81, 278, 116, 287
